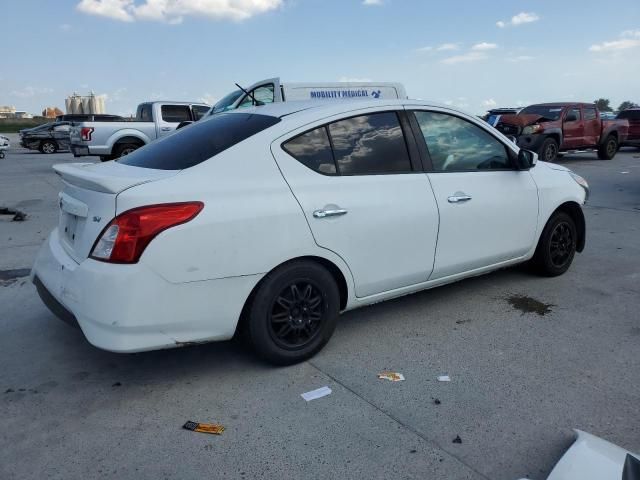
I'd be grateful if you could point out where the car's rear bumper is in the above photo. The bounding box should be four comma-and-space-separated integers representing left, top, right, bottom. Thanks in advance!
31, 229, 262, 352
70, 144, 90, 157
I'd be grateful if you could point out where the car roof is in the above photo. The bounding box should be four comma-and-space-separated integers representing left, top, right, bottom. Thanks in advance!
230, 98, 459, 120
527, 102, 595, 108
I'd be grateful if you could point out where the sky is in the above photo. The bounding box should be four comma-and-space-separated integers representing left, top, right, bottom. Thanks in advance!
1, 0, 639, 116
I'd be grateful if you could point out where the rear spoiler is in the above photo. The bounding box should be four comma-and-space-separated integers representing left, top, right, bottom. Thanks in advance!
53, 162, 177, 194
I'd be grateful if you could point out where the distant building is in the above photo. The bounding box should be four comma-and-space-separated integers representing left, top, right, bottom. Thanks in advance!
42, 107, 64, 119
0, 105, 17, 119
14, 111, 33, 119
65, 92, 106, 114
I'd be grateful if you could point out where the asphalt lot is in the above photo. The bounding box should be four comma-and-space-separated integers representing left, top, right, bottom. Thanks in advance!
1, 133, 639, 480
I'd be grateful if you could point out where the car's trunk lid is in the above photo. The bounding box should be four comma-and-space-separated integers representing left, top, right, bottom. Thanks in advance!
53, 162, 178, 263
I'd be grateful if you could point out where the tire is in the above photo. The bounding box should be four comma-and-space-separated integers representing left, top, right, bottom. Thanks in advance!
39, 140, 58, 154
100, 155, 114, 162
597, 135, 618, 160
244, 261, 340, 365
538, 138, 559, 162
113, 143, 141, 159
530, 212, 577, 277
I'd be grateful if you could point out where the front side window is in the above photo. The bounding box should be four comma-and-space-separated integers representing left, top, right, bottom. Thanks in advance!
161, 105, 191, 123
239, 84, 275, 109
565, 108, 581, 122
328, 112, 411, 175
414, 111, 510, 171
283, 127, 337, 175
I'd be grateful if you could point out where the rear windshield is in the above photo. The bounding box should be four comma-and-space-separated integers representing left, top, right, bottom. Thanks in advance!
519, 105, 564, 121
118, 113, 280, 170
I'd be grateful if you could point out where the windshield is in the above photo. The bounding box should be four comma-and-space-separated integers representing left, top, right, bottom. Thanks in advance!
519, 106, 564, 121
210, 90, 243, 115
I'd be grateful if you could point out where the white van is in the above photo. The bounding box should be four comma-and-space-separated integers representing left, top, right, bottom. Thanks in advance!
209, 77, 407, 114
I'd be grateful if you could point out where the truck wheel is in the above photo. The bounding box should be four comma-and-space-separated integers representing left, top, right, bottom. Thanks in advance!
113, 143, 141, 159
538, 138, 558, 162
39, 141, 58, 154
529, 211, 577, 277
244, 260, 340, 365
100, 155, 115, 162
597, 135, 618, 160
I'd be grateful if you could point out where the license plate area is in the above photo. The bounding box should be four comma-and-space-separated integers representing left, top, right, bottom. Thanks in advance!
61, 212, 79, 246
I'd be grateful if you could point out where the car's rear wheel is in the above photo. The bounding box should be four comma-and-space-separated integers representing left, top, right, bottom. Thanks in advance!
597, 135, 618, 160
530, 212, 577, 277
113, 143, 141, 159
40, 140, 58, 154
539, 138, 559, 162
244, 261, 340, 365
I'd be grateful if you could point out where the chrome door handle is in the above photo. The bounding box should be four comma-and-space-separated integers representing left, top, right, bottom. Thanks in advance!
447, 194, 472, 203
313, 209, 348, 218
161, 127, 172, 131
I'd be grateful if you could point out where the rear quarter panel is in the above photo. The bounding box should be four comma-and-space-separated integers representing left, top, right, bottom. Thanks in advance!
115, 130, 355, 292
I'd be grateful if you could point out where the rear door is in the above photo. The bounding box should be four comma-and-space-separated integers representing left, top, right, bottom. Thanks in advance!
583, 106, 600, 145
409, 108, 538, 279
562, 106, 584, 149
156, 104, 192, 137
272, 107, 439, 298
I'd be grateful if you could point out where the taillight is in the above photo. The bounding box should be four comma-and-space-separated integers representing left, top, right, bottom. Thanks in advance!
80, 127, 94, 141
90, 202, 204, 264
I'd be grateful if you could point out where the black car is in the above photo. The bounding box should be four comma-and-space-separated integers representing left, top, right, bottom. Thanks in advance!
19, 121, 71, 154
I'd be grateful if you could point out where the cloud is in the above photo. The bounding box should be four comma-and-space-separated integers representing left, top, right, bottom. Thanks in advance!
436, 43, 459, 51
471, 42, 498, 51
199, 93, 217, 105
590, 30, 640, 52
76, 0, 283, 23
415, 46, 433, 53
362, 0, 382, 5
77, 0, 135, 21
10, 86, 54, 98
441, 51, 487, 65
497, 12, 539, 28
482, 99, 497, 108
59, 23, 72, 31
506, 55, 534, 62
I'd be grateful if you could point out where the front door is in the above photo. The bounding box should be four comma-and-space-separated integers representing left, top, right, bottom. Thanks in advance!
272, 108, 439, 298
562, 106, 584, 149
410, 109, 539, 279
157, 104, 191, 138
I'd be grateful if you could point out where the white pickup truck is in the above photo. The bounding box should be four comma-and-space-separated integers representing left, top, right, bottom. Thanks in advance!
69, 101, 209, 160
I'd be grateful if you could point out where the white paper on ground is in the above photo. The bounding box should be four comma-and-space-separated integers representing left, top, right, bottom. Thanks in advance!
301, 386, 332, 401
437, 375, 451, 382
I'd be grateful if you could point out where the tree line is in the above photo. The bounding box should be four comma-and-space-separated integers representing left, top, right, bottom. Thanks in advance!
594, 99, 638, 112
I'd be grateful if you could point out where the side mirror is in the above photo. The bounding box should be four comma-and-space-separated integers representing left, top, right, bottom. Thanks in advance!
516, 149, 536, 169
565, 113, 577, 122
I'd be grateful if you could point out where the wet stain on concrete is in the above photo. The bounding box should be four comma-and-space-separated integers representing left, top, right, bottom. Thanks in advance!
0, 268, 31, 281
507, 294, 554, 316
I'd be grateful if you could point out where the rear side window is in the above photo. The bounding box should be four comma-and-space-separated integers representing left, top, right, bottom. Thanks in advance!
161, 105, 191, 123
137, 104, 153, 122
192, 105, 210, 120
328, 112, 411, 175
118, 113, 280, 170
617, 110, 640, 120
283, 127, 337, 175
584, 108, 597, 120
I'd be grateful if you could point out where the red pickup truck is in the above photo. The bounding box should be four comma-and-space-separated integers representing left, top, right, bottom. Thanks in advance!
495, 102, 629, 161
616, 108, 640, 148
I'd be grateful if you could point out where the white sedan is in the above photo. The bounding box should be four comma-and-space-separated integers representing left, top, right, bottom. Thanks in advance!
31, 99, 589, 364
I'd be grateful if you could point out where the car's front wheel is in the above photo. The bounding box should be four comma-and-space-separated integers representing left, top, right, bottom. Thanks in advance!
244, 261, 340, 365
39, 140, 58, 154
530, 212, 577, 276
539, 138, 559, 162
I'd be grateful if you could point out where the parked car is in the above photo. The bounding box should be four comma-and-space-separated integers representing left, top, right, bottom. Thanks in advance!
483, 107, 522, 126
0, 134, 9, 159
176, 77, 407, 129
56, 114, 125, 123
495, 103, 629, 161
616, 108, 640, 147
19, 121, 71, 154
32, 99, 588, 364
598, 111, 617, 120
69, 101, 210, 160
